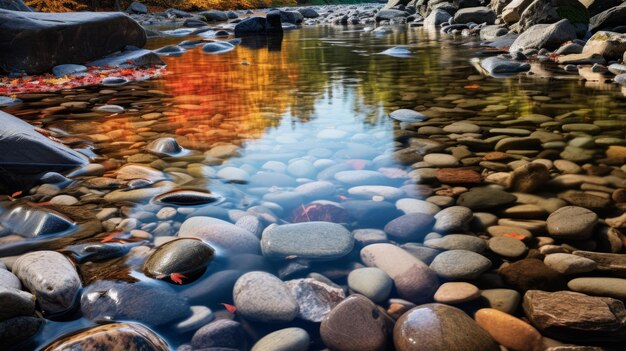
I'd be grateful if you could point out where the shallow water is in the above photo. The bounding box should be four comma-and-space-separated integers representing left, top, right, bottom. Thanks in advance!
2, 24, 626, 350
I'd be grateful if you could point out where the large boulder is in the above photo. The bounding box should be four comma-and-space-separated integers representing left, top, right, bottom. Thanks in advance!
278, 10, 304, 25
234, 13, 282, 37
590, 3, 626, 32
501, 0, 535, 24
126, 1, 147, 15
199, 10, 229, 22
583, 31, 626, 60
0, 10, 146, 74
453, 6, 497, 24
513, 0, 589, 32
424, 8, 452, 28
0, 111, 87, 190
376, 9, 408, 22
510, 19, 577, 52
0, 0, 31, 11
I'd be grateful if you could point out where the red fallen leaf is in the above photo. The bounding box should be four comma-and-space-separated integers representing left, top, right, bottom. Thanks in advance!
503, 233, 527, 241
170, 273, 187, 284
100, 231, 124, 243
291, 203, 349, 223
11, 191, 22, 198
464, 84, 481, 89
221, 303, 237, 313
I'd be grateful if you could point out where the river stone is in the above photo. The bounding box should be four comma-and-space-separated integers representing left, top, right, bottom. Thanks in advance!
384, 213, 435, 242
43, 322, 169, 351
146, 137, 184, 157
201, 41, 235, 54
508, 163, 550, 193
544, 253, 597, 275
495, 137, 541, 151
261, 221, 353, 260
436, 168, 482, 184
433, 206, 473, 233
424, 234, 487, 253
423, 153, 458, 167
334, 170, 388, 186
568, 277, 626, 300
394, 303, 499, 351
0, 287, 35, 320
433, 282, 480, 304
430, 250, 492, 280
285, 278, 345, 322
361, 243, 439, 303
546, 206, 598, 240
320, 295, 387, 351
12, 251, 81, 315
510, 19, 577, 52
178, 216, 260, 254
348, 267, 393, 303
295, 181, 336, 198
233, 271, 299, 323
480, 289, 521, 314
457, 187, 517, 210
390, 109, 426, 122
191, 319, 246, 350
0, 315, 43, 343
0, 10, 146, 74
523, 290, 626, 342
488, 236, 528, 258
0, 205, 74, 237
396, 198, 441, 215
475, 308, 544, 351
499, 258, 566, 292
252, 327, 310, 351
81, 280, 191, 326
143, 238, 214, 283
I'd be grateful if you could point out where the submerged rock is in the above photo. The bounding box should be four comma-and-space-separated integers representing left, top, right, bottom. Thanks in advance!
0, 205, 74, 237
42, 322, 169, 351
146, 137, 184, 157
143, 238, 214, 284
153, 190, 223, 206
233, 271, 299, 323
285, 278, 345, 322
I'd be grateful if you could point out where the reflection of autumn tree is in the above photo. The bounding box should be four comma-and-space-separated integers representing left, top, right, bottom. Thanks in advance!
153, 44, 301, 150
26, 0, 85, 11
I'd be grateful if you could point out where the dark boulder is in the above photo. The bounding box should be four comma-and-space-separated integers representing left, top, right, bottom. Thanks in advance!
581, 0, 623, 17
234, 14, 282, 37
590, 3, 626, 32
0, 10, 146, 74
199, 10, 229, 22
0, 111, 88, 191
0, 0, 31, 11
88, 49, 165, 68
278, 10, 304, 25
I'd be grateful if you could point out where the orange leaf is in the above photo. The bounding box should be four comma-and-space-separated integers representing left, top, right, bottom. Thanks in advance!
221, 303, 237, 313
170, 273, 187, 284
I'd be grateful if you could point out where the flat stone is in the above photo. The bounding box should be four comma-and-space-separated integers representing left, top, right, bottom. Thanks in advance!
348, 267, 393, 303
508, 163, 550, 193
430, 250, 492, 280
423, 153, 459, 167
396, 198, 440, 215
361, 243, 439, 303
261, 222, 353, 261
457, 187, 517, 210
143, 238, 214, 284
251, 327, 310, 351
433, 282, 480, 304
424, 234, 487, 253
191, 319, 246, 350
546, 206, 598, 240
320, 295, 388, 351
573, 250, 626, 274
568, 277, 626, 300
394, 303, 499, 351
475, 308, 544, 351
488, 236, 528, 258
348, 185, 404, 200
233, 271, 299, 323
523, 290, 626, 342
390, 109, 427, 122
436, 168, 482, 184
499, 258, 566, 292
544, 253, 597, 275
13, 251, 81, 315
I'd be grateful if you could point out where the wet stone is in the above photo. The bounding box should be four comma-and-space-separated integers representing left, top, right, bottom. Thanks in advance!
251, 327, 310, 351
433, 206, 473, 233
457, 187, 517, 210
543, 253, 597, 275
424, 234, 487, 253
43, 323, 169, 351
430, 250, 492, 280
348, 267, 393, 303
178, 216, 260, 254
0, 287, 35, 320
143, 238, 214, 284
546, 206, 598, 240
480, 289, 521, 314
383, 213, 435, 242
191, 319, 247, 350
567, 277, 626, 300
433, 282, 480, 304
285, 278, 345, 322
394, 303, 499, 351
475, 308, 544, 351
233, 271, 299, 323
261, 221, 354, 261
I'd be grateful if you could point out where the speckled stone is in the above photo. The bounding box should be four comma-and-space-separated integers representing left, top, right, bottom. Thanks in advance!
430, 250, 492, 280
233, 271, 299, 323
251, 327, 310, 351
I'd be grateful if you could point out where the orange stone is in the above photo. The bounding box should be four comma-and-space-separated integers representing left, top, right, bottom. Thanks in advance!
475, 308, 544, 351
435, 168, 482, 184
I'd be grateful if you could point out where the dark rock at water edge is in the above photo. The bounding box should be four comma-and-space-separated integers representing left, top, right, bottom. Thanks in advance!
0, 10, 146, 74
234, 13, 283, 37
143, 238, 214, 284
0, 110, 87, 191
127, 1, 147, 15
0, 0, 31, 11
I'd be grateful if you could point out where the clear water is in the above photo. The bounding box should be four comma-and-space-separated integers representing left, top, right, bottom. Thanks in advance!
2, 24, 626, 349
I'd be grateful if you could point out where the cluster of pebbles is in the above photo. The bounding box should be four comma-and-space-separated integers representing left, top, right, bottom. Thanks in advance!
1, 4, 626, 351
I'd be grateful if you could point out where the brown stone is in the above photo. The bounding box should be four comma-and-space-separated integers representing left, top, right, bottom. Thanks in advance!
435, 168, 482, 184
483, 151, 509, 161
43, 322, 169, 350
394, 303, 499, 351
475, 308, 544, 351
523, 290, 626, 342
507, 163, 550, 193
573, 250, 626, 276
498, 258, 566, 292
320, 295, 387, 351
